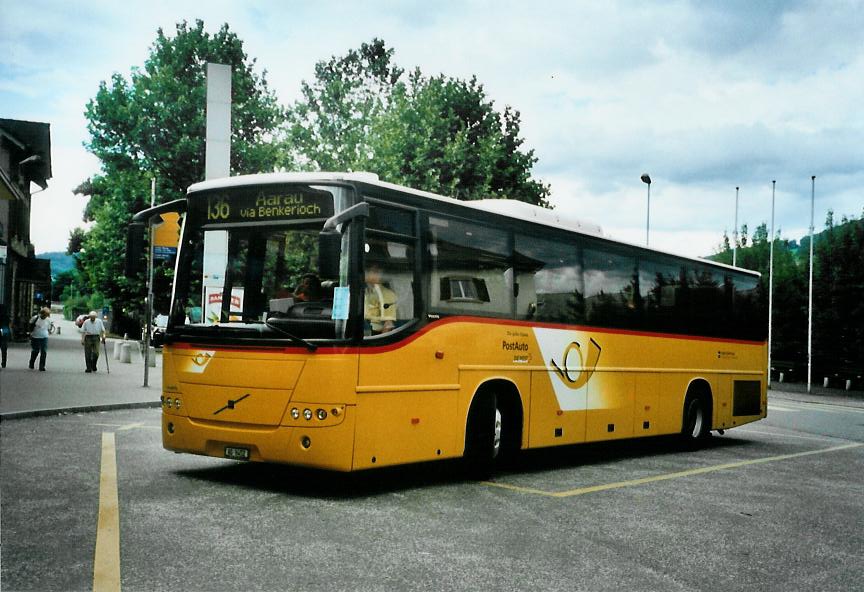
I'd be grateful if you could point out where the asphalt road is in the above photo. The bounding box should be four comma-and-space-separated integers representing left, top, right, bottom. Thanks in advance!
1, 395, 862, 592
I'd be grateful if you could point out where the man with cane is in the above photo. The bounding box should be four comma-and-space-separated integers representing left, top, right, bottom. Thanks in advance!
80, 310, 107, 373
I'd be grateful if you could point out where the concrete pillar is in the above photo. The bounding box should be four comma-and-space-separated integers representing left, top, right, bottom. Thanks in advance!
119, 342, 134, 364
146, 346, 157, 367
113, 340, 122, 359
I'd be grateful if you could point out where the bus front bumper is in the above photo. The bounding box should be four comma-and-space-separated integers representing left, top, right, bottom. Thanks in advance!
161, 407, 357, 472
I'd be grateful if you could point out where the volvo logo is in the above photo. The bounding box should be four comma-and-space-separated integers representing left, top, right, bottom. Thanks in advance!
214, 394, 251, 415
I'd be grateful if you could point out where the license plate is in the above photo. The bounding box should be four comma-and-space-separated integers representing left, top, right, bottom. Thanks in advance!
224, 446, 250, 461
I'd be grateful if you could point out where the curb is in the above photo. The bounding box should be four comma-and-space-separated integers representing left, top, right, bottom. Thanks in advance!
0, 401, 161, 421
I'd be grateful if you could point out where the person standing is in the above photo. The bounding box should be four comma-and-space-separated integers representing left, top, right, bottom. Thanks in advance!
29, 307, 54, 371
80, 310, 107, 373
0, 306, 11, 369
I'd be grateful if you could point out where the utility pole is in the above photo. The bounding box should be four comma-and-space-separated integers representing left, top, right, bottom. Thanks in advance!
733, 186, 739, 267
807, 176, 815, 393
144, 177, 155, 387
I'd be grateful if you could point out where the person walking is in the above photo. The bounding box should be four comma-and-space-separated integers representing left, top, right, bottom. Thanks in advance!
28, 307, 54, 371
0, 306, 11, 369
80, 310, 107, 373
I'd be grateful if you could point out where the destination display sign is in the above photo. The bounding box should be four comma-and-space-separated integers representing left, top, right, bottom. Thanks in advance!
193, 185, 335, 224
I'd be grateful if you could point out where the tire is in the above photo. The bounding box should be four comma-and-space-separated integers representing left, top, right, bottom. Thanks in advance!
681, 395, 711, 442
464, 392, 503, 480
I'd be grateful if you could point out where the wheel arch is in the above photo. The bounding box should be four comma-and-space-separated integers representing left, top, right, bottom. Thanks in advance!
682, 377, 714, 432
464, 378, 524, 453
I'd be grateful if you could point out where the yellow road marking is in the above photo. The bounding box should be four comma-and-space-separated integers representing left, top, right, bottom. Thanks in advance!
483, 442, 863, 498
742, 429, 846, 443
93, 433, 121, 592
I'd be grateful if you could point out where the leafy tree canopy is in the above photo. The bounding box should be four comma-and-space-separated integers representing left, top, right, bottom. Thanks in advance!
285, 39, 550, 206
79, 20, 286, 329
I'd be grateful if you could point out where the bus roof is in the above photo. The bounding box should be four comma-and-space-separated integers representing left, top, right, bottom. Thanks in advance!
187, 172, 759, 278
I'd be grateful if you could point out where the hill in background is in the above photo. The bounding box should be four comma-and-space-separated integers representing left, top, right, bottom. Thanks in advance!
36, 251, 76, 278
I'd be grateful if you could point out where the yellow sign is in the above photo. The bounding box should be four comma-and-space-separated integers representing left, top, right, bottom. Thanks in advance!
153, 212, 180, 249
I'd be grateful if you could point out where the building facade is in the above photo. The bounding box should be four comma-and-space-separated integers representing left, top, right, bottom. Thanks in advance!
0, 118, 52, 336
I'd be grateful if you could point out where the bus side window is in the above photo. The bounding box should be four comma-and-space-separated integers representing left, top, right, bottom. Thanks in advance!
428, 217, 511, 318
514, 233, 584, 323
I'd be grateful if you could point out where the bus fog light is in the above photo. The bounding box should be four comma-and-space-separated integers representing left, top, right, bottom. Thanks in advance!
316, 409, 327, 420
303, 408, 313, 421
301, 436, 311, 449
291, 408, 300, 420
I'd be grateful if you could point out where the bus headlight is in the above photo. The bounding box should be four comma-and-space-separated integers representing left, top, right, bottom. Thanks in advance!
303, 408, 313, 421
316, 409, 327, 420
291, 408, 300, 420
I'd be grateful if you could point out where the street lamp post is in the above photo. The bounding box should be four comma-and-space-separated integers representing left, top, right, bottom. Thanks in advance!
733, 186, 739, 267
768, 180, 776, 388
641, 173, 651, 246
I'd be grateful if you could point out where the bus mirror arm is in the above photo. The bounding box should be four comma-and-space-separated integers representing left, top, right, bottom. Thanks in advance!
319, 202, 369, 278
322, 202, 369, 232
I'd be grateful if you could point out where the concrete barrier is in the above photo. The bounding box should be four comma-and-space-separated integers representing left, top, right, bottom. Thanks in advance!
146, 346, 157, 367
113, 341, 122, 360
119, 342, 134, 364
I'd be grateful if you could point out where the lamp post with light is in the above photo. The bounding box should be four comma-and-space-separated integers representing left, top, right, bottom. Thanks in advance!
641, 173, 651, 246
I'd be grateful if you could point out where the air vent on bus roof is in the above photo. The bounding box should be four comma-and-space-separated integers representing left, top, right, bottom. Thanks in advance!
471, 199, 603, 237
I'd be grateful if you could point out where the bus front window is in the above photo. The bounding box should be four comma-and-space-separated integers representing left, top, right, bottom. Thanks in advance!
171, 184, 351, 341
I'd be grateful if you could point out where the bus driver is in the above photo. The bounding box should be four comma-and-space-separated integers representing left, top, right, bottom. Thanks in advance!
364, 262, 397, 335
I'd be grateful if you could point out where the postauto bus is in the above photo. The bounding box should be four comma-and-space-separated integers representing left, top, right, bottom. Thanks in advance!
128, 172, 767, 477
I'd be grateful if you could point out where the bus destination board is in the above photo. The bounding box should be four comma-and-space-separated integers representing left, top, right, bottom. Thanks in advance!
198, 186, 335, 223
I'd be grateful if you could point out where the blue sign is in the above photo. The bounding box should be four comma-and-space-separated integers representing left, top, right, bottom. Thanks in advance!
153, 246, 178, 260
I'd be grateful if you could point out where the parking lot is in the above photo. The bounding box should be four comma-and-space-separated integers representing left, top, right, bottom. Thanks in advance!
1, 395, 863, 591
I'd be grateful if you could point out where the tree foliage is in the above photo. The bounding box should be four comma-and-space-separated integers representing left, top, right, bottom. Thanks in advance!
79, 20, 286, 330
713, 212, 864, 383
285, 39, 550, 206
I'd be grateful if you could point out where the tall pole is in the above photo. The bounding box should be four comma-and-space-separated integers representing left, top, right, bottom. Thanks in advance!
641, 173, 652, 246
144, 177, 155, 387
733, 186, 739, 267
767, 180, 776, 389
807, 175, 815, 393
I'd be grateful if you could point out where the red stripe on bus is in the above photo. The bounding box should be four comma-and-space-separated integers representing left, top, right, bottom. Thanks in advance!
169, 316, 765, 355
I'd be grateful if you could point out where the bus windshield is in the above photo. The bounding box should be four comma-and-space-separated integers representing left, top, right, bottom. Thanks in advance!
169, 184, 352, 341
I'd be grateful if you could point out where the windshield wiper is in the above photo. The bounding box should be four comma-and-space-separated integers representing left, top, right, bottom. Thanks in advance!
264, 318, 318, 352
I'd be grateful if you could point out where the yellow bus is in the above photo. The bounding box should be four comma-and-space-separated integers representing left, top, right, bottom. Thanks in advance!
130, 172, 767, 477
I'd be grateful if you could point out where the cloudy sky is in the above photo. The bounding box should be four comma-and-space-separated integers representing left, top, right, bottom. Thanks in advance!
2, 0, 862, 258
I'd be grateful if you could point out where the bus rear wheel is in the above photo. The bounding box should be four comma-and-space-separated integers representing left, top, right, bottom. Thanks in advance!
681, 395, 711, 443
464, 392, 504, 480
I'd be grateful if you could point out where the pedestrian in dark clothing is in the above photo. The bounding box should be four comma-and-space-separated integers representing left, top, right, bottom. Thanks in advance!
0, 306, 11, 369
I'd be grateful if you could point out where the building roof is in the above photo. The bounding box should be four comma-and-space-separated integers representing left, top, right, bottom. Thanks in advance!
0, 118, 52, 189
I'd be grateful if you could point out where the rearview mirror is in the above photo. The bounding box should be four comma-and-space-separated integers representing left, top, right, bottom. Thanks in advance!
318, 232, 342, 279
125, 223, 146, 277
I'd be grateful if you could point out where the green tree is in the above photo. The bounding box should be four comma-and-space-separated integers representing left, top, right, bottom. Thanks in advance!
285, 38, 403, 171
285, 39, 550, 206
80, 20, 286, 331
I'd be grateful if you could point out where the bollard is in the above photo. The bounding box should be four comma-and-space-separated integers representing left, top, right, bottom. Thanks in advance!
779, 372, 784, 383
119, 342, 133, 364
147, 346, 157, 367
113, 340, 122, 359
823, 377, 829, 388
847, 379, 852, 391
56, 326, 61, 335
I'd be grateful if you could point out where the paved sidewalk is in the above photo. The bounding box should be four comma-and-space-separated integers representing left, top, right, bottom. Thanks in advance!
0, 315, 161, 419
